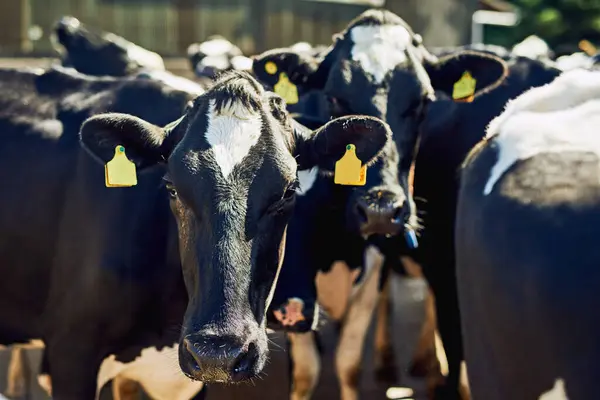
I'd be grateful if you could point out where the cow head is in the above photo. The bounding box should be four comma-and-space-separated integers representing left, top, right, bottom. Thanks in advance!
79, 71, 390, 383
52, 16, 165, 76
252, 8, 508, 244
187, 36, 245, 79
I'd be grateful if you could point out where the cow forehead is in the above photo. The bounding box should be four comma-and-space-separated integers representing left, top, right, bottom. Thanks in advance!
349, 24, 412, 84
204, 98, 263, 179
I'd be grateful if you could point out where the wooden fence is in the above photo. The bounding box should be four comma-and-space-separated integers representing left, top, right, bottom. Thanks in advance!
0, 0, 476, 57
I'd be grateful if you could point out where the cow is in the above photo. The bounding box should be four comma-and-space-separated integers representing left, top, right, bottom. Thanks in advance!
251, 8, 511, 399
456, 68, 600, 399
410, 43, 561, 399
187, 36, 253, 80
51, 16, 165, 77
50, 16, 209, 97
0, 65, 390, 399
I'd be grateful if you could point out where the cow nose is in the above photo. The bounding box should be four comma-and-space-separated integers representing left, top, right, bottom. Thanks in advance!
181, 334, 259, 383
355, 191, 406, 236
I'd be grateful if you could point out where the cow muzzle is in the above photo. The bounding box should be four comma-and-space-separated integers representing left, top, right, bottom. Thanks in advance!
179, 328, 267, 383
354, 190, 408, 237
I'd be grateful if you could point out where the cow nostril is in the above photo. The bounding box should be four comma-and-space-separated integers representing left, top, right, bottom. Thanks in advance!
231, 343, 258, 382
355, 203, 369, 224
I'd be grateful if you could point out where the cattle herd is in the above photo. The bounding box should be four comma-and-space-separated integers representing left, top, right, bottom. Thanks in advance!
0, 7, 598, 400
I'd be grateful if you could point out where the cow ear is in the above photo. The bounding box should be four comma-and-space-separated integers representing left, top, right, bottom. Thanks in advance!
251, 47, 331, 93
425, 50, 509, 100
79, 113, 173, 170
294, 115, 391, 172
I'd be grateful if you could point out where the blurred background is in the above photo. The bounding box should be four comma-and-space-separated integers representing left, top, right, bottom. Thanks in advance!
1, 0, 597, 58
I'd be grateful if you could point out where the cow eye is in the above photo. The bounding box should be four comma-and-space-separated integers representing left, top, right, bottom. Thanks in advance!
164, 183, 178, 199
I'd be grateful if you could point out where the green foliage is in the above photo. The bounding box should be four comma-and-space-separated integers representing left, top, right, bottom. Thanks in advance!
485, 0, 600, 55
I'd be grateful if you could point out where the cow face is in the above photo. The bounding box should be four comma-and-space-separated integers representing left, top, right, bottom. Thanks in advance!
80, 71, 390, 383
253, 8, 508, 242
52, 16, 165, 77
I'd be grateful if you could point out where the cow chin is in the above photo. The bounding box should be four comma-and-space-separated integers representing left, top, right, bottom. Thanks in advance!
178, 318, 269, 383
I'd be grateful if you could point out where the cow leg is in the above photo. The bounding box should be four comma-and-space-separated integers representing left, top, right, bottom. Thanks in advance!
288, 331, 320, 400
373, 278, 397, 384
428, 270, 465, 400
335, 246, 384, 400
6, 346, 30, 400
37, 348, 53, 397
409, 287, 445, 399
112, 376, 143, 400
46, 339, 102, 400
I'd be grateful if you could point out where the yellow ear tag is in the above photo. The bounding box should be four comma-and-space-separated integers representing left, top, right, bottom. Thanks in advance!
265, 61, 278, 75
452, 71, 477, 103
273, 72, 299, 105
105, 145, 138, 188
334, 144, 367, 186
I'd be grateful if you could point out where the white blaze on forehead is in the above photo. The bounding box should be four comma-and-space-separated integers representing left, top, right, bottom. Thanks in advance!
350, 24, 411, 84
205, 98, 262, 179
297, 167, 318, 195
483, 69, 600, 195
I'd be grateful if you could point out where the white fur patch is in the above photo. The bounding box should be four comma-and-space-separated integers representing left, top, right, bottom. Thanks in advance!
205, 99, 262, 179
483, 69, 600, 195
197, 38, 235, 57
230, 55, 253, 71
512, 35, 551, 60
142, 70, 205, 96
555, 52, 593, 71
102, 33, 165, 71
297, 167, 318, 195
97, 344, 203, 400
350, 24, 411, 84
539, 378, 569, 400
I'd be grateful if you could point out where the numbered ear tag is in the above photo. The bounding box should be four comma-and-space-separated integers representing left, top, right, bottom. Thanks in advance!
273, 72, 299, 105
334, 144, 367, 186
105, 145, 137, 188
452, 71, 477, 103
404, 227, 419, 249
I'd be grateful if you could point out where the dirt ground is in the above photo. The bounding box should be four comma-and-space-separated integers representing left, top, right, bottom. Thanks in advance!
0, 58, 431, 400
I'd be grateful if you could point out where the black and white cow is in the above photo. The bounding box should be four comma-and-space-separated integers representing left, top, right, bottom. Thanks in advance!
456, 68, 600, 400
187, 36, 253, 80
52, 16, 165, 76
0, 65, 390, 399
51, 16, 208, 98
252, 8, 510, 399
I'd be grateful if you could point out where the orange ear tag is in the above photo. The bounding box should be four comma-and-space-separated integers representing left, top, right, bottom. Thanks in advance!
334, 144, 367, 186
453, 71, 476, 103
105, 145, 137, 187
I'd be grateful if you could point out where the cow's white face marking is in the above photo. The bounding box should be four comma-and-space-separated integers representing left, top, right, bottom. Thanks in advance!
484, 69, 600, 195
205, 99, 262, 179
350, 24, 411, 84
539, 378, 569, 400
297, 167, 318, 195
